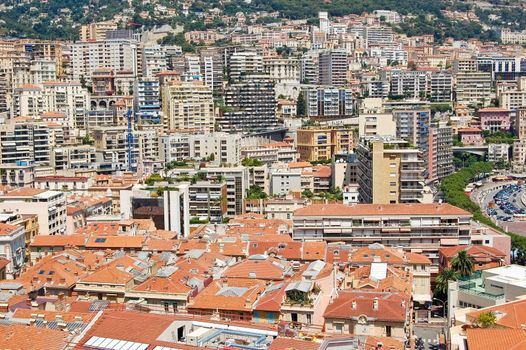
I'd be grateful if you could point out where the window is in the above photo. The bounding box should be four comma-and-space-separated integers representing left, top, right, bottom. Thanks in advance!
291, 313, 298, 322
306, 314, 312, 325
335, 323, 343, 332
386, 325, 392, 337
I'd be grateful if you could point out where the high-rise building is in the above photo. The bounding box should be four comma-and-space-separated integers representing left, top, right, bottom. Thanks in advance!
142, 45, 167, 79
389, 70, 428, 99
227, 51, 263, 81
0, 121, 50, 166
303, 87, 354, 118
430, 71, 453, 102
134, 79, 161, 124
455, 71, 493, 107
356, 138, 427, 204
318, 50, 348, 86
515, 107, 526, 139
393, 110, 431, 177
162, 81, 215, 133
427, 123, 453, 182
218, 75, 279, 133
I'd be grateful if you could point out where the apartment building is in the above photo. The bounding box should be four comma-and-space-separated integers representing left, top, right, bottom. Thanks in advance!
142, 45, 167, 79
318, 49, 348, 86
263, 57, 300, 84
303, 87, 354, 119
356, 139, 427, 204
0, 223, 25, 279
218, 75, 279, 133
227, 51, 263, 81
292, 203, 472, 269
393, 110, 431, 169
296, 126, 354, 161
241, 143, 298, 165
162, 81, 215, 133
71, 39, 140, 80
51, 145, 97, 171
428, 123, 454, 182
500, 28, 526, 44
188, 132, 242, 166
515, 107, 526, 139
430, 71, 453, 102
389, 70, 428, 99
498, 77, 526, 110
80, 21, 118, 41
134, 79, 161, 124
0, 121, 50, 166
0, 188, 66, 235
200, 167, 248, 217
188, 180, 227, 223
159, 134, 190, 162
455, 71, 493, 107
120, 183, 190, 237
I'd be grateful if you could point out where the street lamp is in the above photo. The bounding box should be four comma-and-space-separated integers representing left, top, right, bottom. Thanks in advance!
433, 298, 448, 350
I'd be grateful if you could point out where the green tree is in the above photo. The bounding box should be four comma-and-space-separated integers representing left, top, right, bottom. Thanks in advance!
302, 189, 314, 199
246, 185, 268, 200
435, 268, 459, 296
242, 157, 263, 167
475, 311, 497, 328
296, 93, 306, 117
451, 250, 475, 277
82, 135, 94, 145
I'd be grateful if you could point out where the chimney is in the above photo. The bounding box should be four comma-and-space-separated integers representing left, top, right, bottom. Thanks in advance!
352, 300, 357, 309
373, 297, 379, 311
401, 300, 406, 308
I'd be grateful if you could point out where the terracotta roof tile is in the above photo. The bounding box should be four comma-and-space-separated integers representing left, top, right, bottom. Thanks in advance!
0, 324, 68, 350
268, 337, 320, 350
466, 328, 526, 350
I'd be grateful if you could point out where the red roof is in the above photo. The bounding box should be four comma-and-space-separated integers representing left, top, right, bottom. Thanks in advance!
466, 328, 526, 350
323, 291, 410, 322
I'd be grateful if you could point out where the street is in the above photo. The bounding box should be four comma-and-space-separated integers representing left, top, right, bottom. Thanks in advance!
414, 325, 442, 350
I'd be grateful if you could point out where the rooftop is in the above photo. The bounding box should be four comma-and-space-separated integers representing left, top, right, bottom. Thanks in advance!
294, 203, 471, 217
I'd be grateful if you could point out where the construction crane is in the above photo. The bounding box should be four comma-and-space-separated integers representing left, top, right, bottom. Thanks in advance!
126, 107, 134, 172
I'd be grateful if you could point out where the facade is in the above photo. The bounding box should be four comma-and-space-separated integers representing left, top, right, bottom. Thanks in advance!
218, 75, 279, 133
318, 50, 348, 86
134, 79, 161, 124
0, 223, 25, 279
293, 203, 472, 269
120, 183, 190, 237
188, 181, 227, 223
303, 87, 354, 119
455, 71, 493, 107
162, 81, 215, 133
516, 107, 526, 139
430, 71, 453, 102
0, 188, 66, 235
188, 133, 242, 166
478, 108, 512, 132
356, 139, 427, 204
296, 126, 354, 161
428, 123, 454, 182
389, 70, 428, 99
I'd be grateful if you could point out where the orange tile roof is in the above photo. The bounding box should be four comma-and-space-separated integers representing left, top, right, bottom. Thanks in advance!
351, 245, 406, 265
79, 265, 132, 285
479, 107, 511, 113
188, 278, 267, 312
0, 223, 20, 236
4, 188, 46, 197
405, 252, 432, 265
439, 245, 506, 262
467, 299, 526, 329
288, 161, 312, 169
294, 203, 471, 217
249, 241, 302, 260
323, 291, 410, 322
458, 127, 482, 133
223, 256, 291, 280
302, 241, 327, 261
12, 308, 93, 323
75, 222, 120, 235
144, 238, 177, 251
268, 337, 320, 350
30, 234, 86, 247
364, 336, 404, 350
85, 235, 145, 249
345, 265, 412, 294
466, 328, 526, 350
0, 324, 68, 350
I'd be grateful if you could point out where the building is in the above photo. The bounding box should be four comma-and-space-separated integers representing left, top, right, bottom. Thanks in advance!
430, 71, 453, 102
0, 188, 66, 235
120, 183, 190, 237
439, 245, 507, 272
188, 180, 227, 223
449, 265, 526, 309
142, 45, 167, 79
393, 110, 431, 176
389, 70, 428, 99
487, 143, 510, 162
318, 50, 348, 86
188, 133, 242, 166
303, 87, 354, 119
458, 128, 484, 146
516, 107, 526, 139
71, 39, 139, 80
498, 77, 526, 110
134, 79, 161, 124
323, 290, 410, 341
356, 139, 428, 204
228, 51, 263, 81
455, 71, 493, 107
218, 75, 279, 133
269, 167, 302, 196
293, 203, 472, 269
80, 21, 118, 41
428, 123, 454, 182
478, 107, 512, 132
162, 81, 215, 133
296, 126, 354, 162
0, 223, 25, 279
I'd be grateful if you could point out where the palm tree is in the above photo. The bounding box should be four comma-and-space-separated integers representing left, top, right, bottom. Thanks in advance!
435, 268, 459, 296
451, 250, 475, 277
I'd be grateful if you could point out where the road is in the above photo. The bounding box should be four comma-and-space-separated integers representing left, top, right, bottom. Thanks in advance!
414, 325, 442, 350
